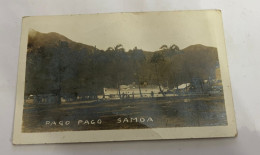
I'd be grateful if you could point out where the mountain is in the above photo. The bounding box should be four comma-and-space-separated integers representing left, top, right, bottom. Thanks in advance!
182, 44, 219, 79
24, 30, 220, 98
28, 29, 96, 53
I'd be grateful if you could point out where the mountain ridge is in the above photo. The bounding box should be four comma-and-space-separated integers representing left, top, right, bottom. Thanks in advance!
25, 30, 220, 96
28, 30, 217, 54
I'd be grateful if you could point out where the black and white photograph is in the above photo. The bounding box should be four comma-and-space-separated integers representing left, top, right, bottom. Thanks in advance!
12, 10, 237, 144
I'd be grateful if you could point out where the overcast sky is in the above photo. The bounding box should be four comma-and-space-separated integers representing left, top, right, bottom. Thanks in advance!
26, 11, 219, 51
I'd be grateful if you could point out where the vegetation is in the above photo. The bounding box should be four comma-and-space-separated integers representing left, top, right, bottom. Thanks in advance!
25, 30, 219, 102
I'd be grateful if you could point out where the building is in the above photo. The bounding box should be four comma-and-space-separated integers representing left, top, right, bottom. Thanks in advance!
103, 84, 165, 99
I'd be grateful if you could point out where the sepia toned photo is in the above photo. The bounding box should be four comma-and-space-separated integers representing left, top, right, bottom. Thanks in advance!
13, 10, 237, 144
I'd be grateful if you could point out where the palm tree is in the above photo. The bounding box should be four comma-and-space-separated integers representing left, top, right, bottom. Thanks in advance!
150, 52, 165, 97
160, 44, 168, 50
115, 44, 124, 51
169, 44, 180, 51
130, 47, 146, 98
106, 44, 125, 53
106, 44, 125, 99
160, 44, 180, 55
160, 44, 182, 89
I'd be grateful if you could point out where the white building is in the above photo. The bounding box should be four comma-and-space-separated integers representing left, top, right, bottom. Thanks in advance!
103, 84, 166, 99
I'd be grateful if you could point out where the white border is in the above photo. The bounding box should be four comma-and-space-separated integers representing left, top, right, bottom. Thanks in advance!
13, 10, 237, 144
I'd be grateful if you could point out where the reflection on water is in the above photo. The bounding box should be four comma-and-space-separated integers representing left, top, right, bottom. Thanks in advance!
22, 94, 227, 132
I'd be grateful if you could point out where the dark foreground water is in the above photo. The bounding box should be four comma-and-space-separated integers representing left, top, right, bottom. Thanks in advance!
22, 94, 227, 132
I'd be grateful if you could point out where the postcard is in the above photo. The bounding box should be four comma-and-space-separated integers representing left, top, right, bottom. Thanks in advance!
13, 10, 237, 144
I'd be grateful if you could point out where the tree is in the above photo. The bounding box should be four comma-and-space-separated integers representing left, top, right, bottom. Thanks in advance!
129, 47, 146, 97
150, 52, 165, 97
55, 40, 70, 104
160, 44, 183, 89
160, 44, 181, 56
106, 44, 126, 99
106, 44, 125, 53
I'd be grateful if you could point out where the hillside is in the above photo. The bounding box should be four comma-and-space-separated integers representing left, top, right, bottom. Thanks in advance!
28, 29, 96, 53
25, 30, 220, 97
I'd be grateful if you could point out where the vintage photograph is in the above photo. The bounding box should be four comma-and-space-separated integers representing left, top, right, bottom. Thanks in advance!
13, 10, 237, 144
23, 29, 227, 132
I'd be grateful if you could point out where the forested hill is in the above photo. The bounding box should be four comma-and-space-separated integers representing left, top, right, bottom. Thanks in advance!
28, 29, 96, 53
25, 30, 219, 96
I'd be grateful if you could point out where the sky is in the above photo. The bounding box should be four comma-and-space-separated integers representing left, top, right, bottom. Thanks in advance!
25, 11, 220, 51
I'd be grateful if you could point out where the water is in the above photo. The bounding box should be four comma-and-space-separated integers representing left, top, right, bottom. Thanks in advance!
22, 94, 227, 132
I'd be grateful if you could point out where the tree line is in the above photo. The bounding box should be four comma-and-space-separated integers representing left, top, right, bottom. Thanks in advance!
25, 37, 218, 103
